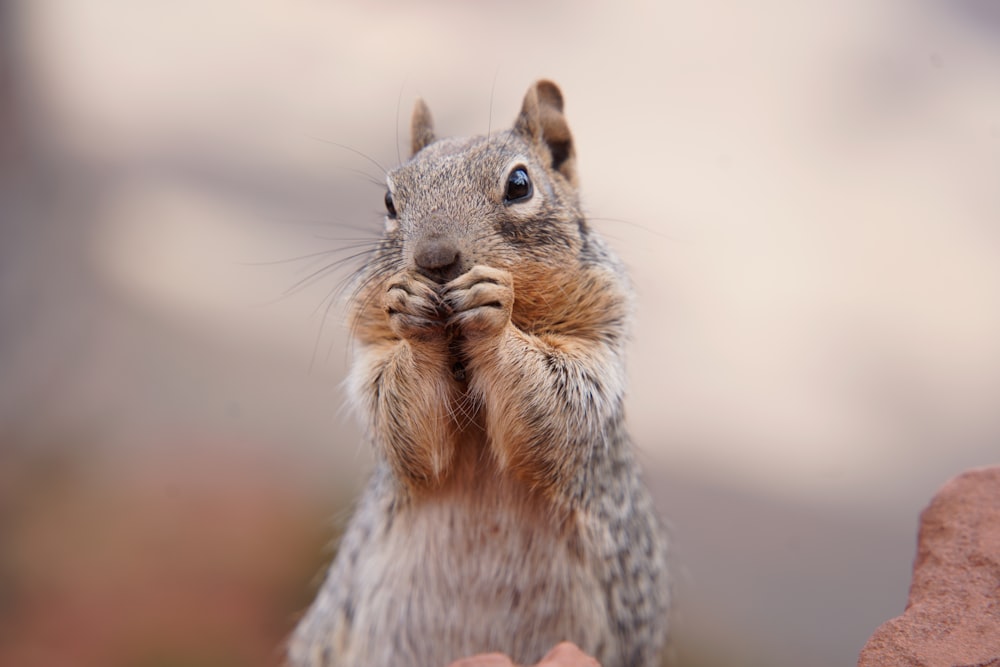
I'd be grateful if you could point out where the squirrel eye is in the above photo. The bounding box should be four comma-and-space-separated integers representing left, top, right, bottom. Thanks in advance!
504, 167, 532, 204
384, 191, 397, 218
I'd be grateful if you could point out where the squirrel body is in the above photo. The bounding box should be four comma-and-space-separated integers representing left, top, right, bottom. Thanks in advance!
289, 81, 669, 667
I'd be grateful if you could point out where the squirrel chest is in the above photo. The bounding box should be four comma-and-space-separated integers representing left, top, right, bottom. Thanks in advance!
330, 449, 612, 666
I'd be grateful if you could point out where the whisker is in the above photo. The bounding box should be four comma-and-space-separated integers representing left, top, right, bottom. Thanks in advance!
282, 249, 384, 298
342, 167, 386, 188
348, 260, 397, 312
241, 242, 378, 267
312, 231, 382, 243
498, 124, 516, 154
308, 300, 332, 374
310, 253, 401, 373
450, 392, 477, 431
312, 269, 367, 372
456, 392, 485, 432
588, 216, 686, 242
395, 78, 408, 166
311, 253, 388, 319
292, 243, 384, 276
311, 136, 389, 177
487, 68, 500, 147
256, 216, 379, 234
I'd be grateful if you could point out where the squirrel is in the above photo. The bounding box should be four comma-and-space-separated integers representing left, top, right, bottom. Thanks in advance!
287, 80, 670, 667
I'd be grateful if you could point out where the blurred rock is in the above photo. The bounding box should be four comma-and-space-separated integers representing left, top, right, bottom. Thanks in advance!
447, 642, 600, 667
858, 466, 1000, 667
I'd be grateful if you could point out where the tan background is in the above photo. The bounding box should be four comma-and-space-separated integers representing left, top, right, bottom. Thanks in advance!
2, 1, 1000, 666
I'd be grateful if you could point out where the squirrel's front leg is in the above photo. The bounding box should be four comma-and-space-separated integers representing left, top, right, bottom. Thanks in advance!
444, 265, 625, 504
350, 271, 459, 487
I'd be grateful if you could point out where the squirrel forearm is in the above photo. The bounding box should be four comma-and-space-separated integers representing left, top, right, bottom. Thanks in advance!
351, 340, 457, 486
466, 326, 626, 502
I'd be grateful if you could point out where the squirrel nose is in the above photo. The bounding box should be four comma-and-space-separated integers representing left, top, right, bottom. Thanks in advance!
413, 234, 461, 282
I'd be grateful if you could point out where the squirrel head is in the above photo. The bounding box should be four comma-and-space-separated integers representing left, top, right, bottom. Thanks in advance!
382, 80, 586, 284
351, 80, 627, 345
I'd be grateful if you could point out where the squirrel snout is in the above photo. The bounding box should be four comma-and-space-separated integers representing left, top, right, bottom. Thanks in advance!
413, 234, 463, 282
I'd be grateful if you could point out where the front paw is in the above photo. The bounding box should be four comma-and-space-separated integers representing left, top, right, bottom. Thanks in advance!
443, 265, 514, 339
383, 272, 447, 341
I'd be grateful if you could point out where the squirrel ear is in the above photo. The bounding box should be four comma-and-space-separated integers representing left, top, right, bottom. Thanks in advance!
514, 80, 576, 185
410, 98, 436, 156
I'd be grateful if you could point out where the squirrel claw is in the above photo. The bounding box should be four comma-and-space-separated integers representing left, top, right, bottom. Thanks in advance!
443, 265, 514, 339
384, 271, 447, 341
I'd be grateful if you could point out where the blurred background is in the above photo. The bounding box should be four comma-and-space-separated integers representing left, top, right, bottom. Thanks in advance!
2, 1, 999, 665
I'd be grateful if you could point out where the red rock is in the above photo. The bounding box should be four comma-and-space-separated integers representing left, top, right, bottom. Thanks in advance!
536, 642, 601, 667
446, 642, 600, 667
858, 466, 1000, 667
447, 653, 517, 667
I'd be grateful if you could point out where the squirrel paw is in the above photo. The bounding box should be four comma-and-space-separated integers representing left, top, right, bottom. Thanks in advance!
383, 271, 447, 341
444, 265, 514, 339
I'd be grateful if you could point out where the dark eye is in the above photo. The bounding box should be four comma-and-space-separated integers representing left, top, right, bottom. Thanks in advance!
384, 190, 397, 218
504, 167, 532, 203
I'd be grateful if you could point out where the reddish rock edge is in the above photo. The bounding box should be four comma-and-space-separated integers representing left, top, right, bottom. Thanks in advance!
858, 466, 1000, 667
447, 642, 600, 667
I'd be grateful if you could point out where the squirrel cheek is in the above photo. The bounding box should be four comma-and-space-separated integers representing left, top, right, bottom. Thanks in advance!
384, 216, 400, 234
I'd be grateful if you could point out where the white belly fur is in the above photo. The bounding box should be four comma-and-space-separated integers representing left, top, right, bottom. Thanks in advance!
339, 467, 611, 667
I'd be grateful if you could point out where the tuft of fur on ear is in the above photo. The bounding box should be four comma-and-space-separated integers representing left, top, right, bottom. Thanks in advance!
514, 80, 577, 186
411, 98, 436, 156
